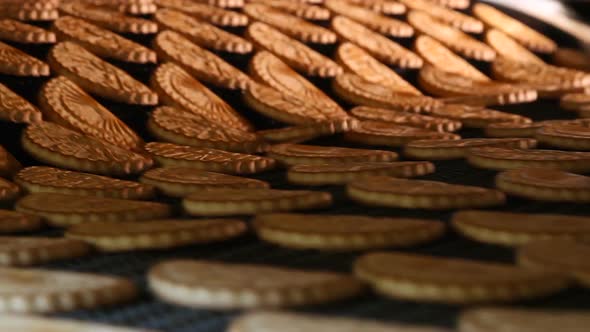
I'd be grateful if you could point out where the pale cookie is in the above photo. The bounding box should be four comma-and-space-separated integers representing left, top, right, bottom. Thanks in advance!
22, 122, 153, 176
66, 219, 247, 252
148, 259, 363, 309
58, 2, 158, 34
154, 0, 248, 27
467, 147, 590, 173
253, 213, 445, 250
484, 29, 545, 65
399, 0, 482, 33
246, 22, 342, 77
0, 41, 49, 77
345, 0, 407, 14
0, 315, 157, 332
248, 0, 330, 20
0, 210, 42, 234
355, 251, 568, 304
49, 42, 158, 105
345, 121, 460, 148
16, 193, 171, 227
15, 166, 155, 200
287, 161, 435, 185
0, 82, 42, 124
331, 16, 423, 68
145, 142, 276, 175
267, 143, 398, 166
53, 16, 156, 64
350, 106, 462, 133
39, 76, 143, 151
0, 237, 89, 266
429, 104, 532, 129
536, 123, 590, 150
404, 138, 537, 160
427, 0, 469, 9
0, 19, 56, 44
0, 267, 136, 313
452, 210, 590, 246
140, 167, 269, 197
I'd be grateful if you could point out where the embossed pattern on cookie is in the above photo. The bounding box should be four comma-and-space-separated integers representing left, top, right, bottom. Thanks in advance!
430, 104, 532, 129
58, 2, 158, 34
75, 0, 158, 15
344, 0, 407, 15
248, 0, 330, 20
344, 121, 460, 147
154, 0, 248, 27
0, 83, 42, 124
0, 19, 56, 44
0, 41, 50, 77
399, 0, 482, 33
350, 106, 462, 132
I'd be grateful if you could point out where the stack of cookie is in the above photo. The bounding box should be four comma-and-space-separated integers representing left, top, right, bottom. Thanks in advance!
1, 0, 590, 331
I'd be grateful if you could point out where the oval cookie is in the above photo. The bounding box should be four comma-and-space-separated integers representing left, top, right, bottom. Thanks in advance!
399, 0, 483, 33
536, 123, 590, 151
58, 2, 158, 34
350, 106, 461, 133
0, 19, 56, 44
0, 40, 49, 77
267, 143, 398, 166
484, 29, 545, 65
248, 0, 330, 20
0, 315, 156, 332
154, 0, 248, 27
0, 82, 42, 124
0, 210, 42, 234
430, 104, 532, 129
0, 237, 89, 266
345, 121, 459, 147
404, 138, 537, 160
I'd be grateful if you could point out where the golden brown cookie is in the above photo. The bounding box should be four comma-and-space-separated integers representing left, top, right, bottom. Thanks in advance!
15, 166, 154, 200
77, 0, 157, 15
248, 0, 330, 20
154, 0, 248, 27
154, 31, 252, 90
335, 43, 422, 96
350, 106, 462, 133
0, 315, 159, 332
145, 142, 276, 175
560, 90, 590, 111
16, 193, 171, 227
48, 42, 158, 105
553, 48, 590, 71
253, 213, 445, 250
0, 82, 42, 124
428, 0, 469, 9
66, 219, 247, 252
484, 29, 545, 65
0, 19, 55, 44
191, 0, 243, 8
23, 122, 153, 176
536, 123, 590, 150
404, 138, 537, 160
324, 0, 413, 38
414, 36, 489, 82
39, 76, 143, 151
150, 63, 252, 131
140, 167, 269, 197
496, 168, 590, 203
0, 237, 89, 266
345, 0, 407, 14
58, 2, 157, 34
467, 147, 590, 173
0, 145, 21, 178
52, 16, 156, 64
429, 104, 532, 129
0, 41, 49, 77
243, 4, 336, 44
355, 251, 568, 304
452, 210, 590, 247
345, 121, 460, 147
473, 3, 557, 53
399, 0, 482, 33
155, 9, 252, 54
331, 16, 422, 68
0, 4, 58, 21
287, 161, 435, 185
148, 259, 363, 309
484, 120, 583, 138
0, 178, 20, 202
0, 210, 42, 234
256, 121, 357, 144
246, 22, 342, 77
333, 73, 443, 112
0, 267, 136, 313
267, 143, 397, 166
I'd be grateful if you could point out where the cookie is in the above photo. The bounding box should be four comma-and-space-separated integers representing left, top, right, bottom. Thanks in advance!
0, 315, 157, 332
453, 210, 590, 247
191, 0, 243, 8
144, 142, 276, 175
15, 166, 155, 200
404, 138, 537, 160
324, 0, 413, 38
0, 41, 50, 77
183, 188, 332, 216
0, 19, 55, 44
79, 0, 157, 15
257, 121, 357, 144
249, 51, 344, 114
348, 177, 505, 209
0, 82, 42, 124
148, 106, 265, 153
560, 90, 590, 111
0, 0, 57, 10
150, 63, 252, 131
0, 267, 136, 313
16, 193, 171, 227
484, 120, 583, 138
154, 0, 248, 27
140, 167, 269, 197
287, 161, 435, 185
0, 178, 20, 202
246, 22, 342, 77
414, 36, 489, 82
484, 29, 545, 65
267, 143, 398, 166
49, 42, 157, 105
39, 76, 143, 151
254, 213, 445, 250
354, 251, 568, 304
467, 147, 590, 173
553, 48, 590, 71
473, 3, 557, 53
154, 31, 252, 90
243, 4, 336, 44
155, 9, 252, 54
345, 121, 460, 147
419, 65, 537, 106
0, 145, 21, 178
0, 237, 89, 266
345, 0, 407, 14
335, 43, 422, 96
331, 16, 422, 68
58, 2, 158, 34
248, 0, 330, 20
0, 5, 58, 21
399, 0, 482, 33
332, 73, 443, 112
536, 123, 590, 150
429, 104, 532, 129
66, 219, 247, 252
428, 0, 469, 9
22, 122, 153, 176
459, 307, 590, 332
148, 259, 363, 309
0, 210, 42, 234
496, 168, 590, 203
53, 16, 156, 64
350, 106, 462, 133
518, 239, 590, 287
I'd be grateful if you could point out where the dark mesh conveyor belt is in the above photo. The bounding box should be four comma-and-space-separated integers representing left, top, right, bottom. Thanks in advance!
1, 2, 590, 331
